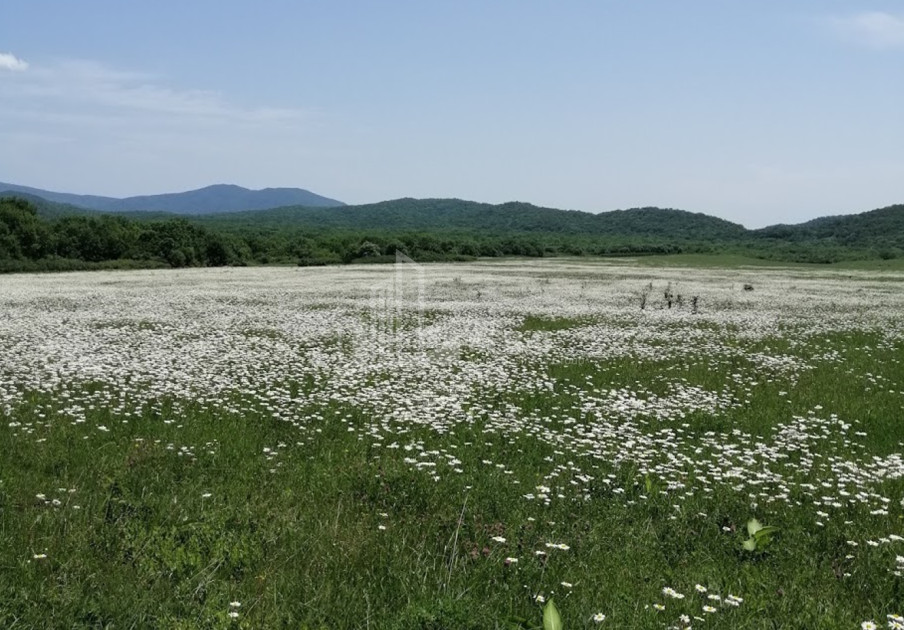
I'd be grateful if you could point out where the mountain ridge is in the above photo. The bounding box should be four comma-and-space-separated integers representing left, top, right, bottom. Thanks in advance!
2, 192, 903, 271
0, 181, 345, 214
1, 182, 902, 250
197, 197, 748, 240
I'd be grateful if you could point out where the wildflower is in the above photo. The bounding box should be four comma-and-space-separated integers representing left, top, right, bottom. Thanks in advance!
535, 594, 545, 603
201, 492, 212, 499
491, 536, 506, 543
653, 603, 665, 611
32, 554, 47, 560
229, 601, 241, 608
560, 581, 573, 588
228, 611, 239, 619
860, 622, 876, 630
702, 605, 717, 613
592, 612, 606, 622
662, 587, 685, 599
694, 584, 707, 593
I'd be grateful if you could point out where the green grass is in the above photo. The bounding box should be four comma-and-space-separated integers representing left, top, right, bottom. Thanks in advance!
517, 315, 601, 333
829, 257, 904, 272
600, 252, 904, 272
616, 253, 805, 268
2, 303, 904, 628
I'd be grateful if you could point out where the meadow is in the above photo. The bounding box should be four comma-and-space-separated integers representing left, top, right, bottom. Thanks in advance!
1, 259, 903, 629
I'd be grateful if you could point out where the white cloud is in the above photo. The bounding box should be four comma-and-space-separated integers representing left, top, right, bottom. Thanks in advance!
829, 11, 904, 49
0, 52, 29, 71
0, 58, 308, 124
0, 56, 332, 196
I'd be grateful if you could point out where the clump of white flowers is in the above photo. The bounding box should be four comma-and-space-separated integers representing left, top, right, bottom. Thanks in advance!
3, 262, 904, 627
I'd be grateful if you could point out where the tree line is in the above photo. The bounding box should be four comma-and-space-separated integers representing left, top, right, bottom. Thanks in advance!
0, 197, 699, 272
1, 197, 246, 271
1, 196, 899, 272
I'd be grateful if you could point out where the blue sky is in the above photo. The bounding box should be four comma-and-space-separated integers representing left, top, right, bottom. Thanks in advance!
1, 1, 902, 227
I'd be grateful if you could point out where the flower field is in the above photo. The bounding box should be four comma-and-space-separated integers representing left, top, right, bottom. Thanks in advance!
2, 259, 904, 629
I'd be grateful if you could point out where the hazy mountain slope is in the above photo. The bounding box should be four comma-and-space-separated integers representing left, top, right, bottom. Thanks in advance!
111, 184, 345, 213
0, 182, 345, 214
0, 190, 101, 217
0, 182, 123, 211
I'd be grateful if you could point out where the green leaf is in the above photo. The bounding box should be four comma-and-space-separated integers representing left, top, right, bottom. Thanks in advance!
543, 599, 563, 630
747, 518, 763, 536
742, 537, 757, 551
754, 526, 779, 540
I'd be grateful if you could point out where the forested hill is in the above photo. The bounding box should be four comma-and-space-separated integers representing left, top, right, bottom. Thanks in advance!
0, 182, 345, 214
754, 204, 904, 249
198, 198, 749, 240
7, 179, 900, 249
2, 193, 903, 272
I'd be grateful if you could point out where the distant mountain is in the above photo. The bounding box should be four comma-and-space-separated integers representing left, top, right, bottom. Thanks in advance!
198, 198, 749, 240
3, 186, 903, 269
2, 180, 901, 253
0, 182, 345, 214
0, 184, 120, 213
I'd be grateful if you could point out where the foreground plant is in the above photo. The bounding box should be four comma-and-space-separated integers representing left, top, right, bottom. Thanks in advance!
742, 518, 779, 553
543, 599, 563, 630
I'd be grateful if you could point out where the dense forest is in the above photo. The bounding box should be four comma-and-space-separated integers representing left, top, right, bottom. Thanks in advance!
0, 197, 244, 272
0, 196, 689, 272
1, 195, 902, 272
193, 198, 748, 239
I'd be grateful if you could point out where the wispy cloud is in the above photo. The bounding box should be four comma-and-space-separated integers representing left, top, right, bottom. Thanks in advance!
828, 11, 904, 49
0, 56, 327, 195
0, 58, 307, 124
0, 52, 29, 71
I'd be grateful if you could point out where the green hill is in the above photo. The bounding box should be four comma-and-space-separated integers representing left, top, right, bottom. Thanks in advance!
195, 198, 748, 240
799, 204, 904, 246
3, 187, 904, 270
752, 204, 904, 258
